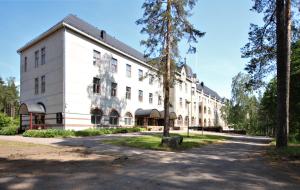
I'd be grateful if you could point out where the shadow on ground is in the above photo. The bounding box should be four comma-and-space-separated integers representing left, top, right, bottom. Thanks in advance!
0, 134, 299, 190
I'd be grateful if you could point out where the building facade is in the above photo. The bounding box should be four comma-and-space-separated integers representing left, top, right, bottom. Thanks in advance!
18, 15, 226, 130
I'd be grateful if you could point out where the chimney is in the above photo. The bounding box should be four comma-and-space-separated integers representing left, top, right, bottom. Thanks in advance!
100, 30, 106, 41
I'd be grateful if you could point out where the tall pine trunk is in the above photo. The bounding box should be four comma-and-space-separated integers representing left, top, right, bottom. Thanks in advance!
163, 0, 172, 137
276, 0, 291, 148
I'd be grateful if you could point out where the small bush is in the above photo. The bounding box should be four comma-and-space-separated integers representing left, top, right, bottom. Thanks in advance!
0, 113, 14, 129
0, 125, 19, 135
289, 133, 300, 144
23, 129, 75, 138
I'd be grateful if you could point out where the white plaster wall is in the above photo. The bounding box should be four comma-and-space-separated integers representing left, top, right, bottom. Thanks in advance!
64, 30, 163, 130
20, 30, 64, 127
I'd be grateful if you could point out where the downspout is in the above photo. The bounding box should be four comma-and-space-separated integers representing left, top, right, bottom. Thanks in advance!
62, 27, 66, 129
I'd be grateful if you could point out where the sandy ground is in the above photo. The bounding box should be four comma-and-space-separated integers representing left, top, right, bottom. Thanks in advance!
0, 133, 299, 190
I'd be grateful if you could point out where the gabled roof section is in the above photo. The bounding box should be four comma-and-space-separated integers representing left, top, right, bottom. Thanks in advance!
177, 63, 194, 78
18, 14, 147, 63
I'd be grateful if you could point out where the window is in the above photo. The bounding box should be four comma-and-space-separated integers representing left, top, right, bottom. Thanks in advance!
149, 74, 154, 84
179, 81, 182, 90
138, 90, 143, 102
192, 87, 195, 95
179, 98, 183, 107
34, 77, 39, 95
41, 47, 46, 65
35, 50, 39, 68
56, 113, 63, 124
184, 116, 189, 126
111, 58, 118, 73
111, 82, 117, 97
24, 57, 27, 72
138, 69, 143, 81
149, 93, 153, 104
126, 86, 131, 99
41, 75, 45, 93
158, 95, 162, 105
124, 112, 133, 125
91, 108, 102, 124
185, 82, 187, 93
126, 64, 131, 77
93, 50, 101, 65
177, 115, 183, 125
93, 77, 101, 94
109, 110, 119, 125
194, 102, 196, 111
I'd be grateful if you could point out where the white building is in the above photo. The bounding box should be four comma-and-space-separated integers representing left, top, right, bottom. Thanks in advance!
18, 15, 226, 131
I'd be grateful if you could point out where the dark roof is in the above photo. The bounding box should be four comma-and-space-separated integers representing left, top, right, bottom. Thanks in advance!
19, 103, 46, 114
177, 64, 195, 78
196, 83, 222, 100
18, 14, 147, 62
62, 14, 147, 62
135, 108, 160, 118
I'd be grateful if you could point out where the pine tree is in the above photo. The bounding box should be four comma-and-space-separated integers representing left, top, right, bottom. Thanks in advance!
242, 0, 298, 147
136, 0, 205, 137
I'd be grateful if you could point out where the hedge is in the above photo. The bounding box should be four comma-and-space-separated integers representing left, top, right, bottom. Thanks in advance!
23, 127, 144, 138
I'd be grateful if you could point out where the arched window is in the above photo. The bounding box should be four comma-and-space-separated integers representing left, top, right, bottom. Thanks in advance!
199, 119, 202, 126
109, 109, 119, 125
177, 115, 183, 125
91, 108, 103, 124
208, 119, 211, 126
124, 112, 133, 125
204, 106, 207, 114
184, 116, 189, 126
204, 119, 207, 127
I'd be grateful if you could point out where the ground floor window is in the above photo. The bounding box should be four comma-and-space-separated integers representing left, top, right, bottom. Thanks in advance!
124, 112, 133, 125
91, 108, 103, 124
109, 109, 119, 125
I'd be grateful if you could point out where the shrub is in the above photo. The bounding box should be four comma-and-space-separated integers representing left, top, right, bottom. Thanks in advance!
22, 127, 144, 138
0, 113, 14, 129
23, 129, 75, 138
0, 125, 19, 135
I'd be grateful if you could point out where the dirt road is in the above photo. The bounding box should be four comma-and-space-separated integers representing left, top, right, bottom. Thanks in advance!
0, 133, 299, 190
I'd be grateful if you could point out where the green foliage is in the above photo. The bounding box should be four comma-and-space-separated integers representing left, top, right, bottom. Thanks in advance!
0, 112, 19, 135
0, 125, 19, 135
22, 127, 144, 138
221, 72, 259, 133
257, 41, 300, 137
23, 129, 74, 138
241, 0, 299, 88
0, 77, 19, 116
103, 133, 229, 151
0, 112, 13, 129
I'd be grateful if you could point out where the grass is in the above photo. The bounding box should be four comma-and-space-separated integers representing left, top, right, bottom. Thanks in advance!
268, 140, 300, 161
103, 133, 230, 151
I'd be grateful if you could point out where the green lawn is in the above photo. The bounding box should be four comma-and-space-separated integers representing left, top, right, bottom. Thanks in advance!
103, 133, 230, 151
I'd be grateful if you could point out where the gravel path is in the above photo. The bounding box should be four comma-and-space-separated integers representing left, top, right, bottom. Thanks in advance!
0, 133, 299, 190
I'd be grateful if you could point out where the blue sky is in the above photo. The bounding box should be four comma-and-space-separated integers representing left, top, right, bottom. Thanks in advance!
0, 0, 262, 98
